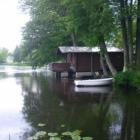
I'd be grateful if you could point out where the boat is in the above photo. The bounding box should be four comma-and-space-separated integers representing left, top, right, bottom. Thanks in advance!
74, 86, 112, 93
74, 78, 113, 86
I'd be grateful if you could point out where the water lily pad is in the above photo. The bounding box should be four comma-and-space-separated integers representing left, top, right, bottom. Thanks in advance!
71, 135, 81, 140
48, 132, 58, 137
38, 123, 46, 127
62, 131, 72, 136
82, 137, 93, 140
50, 137, 61, 140
72, 130, 81, 136
35, 131, 47, 138
60, 124, 65, 128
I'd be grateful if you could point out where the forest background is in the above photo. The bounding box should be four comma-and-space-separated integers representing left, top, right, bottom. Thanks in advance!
11, 0, 140, 75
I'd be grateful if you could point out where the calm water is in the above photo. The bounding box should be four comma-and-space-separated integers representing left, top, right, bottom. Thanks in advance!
0, 66, 140, 140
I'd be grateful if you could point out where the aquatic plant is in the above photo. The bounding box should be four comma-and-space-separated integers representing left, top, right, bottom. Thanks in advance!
27, 131, 47, 140
27, 124, 93, 140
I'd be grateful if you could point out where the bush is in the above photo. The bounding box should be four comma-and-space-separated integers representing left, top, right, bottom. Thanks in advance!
114, 70, 140, 89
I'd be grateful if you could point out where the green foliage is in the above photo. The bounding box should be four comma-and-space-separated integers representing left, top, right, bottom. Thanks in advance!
18, 0, 140, 70
61, 0, 116, 45
27, 128, 93, 140
28, 123, 93, 140
0, 48, 9, 64
18, 0, 118, 67
19, 0, 72, 67
114, 70, 140, 89
13, 46, 24, 62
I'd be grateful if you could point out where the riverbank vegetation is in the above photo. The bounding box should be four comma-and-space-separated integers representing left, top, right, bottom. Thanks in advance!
14, 0, 140, 88
114, 70, 140, 89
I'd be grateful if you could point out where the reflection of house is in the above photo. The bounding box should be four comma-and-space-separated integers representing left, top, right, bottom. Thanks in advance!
52, 46, 124, 78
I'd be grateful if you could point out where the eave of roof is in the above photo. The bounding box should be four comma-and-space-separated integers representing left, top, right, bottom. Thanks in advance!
58, 46, 123, 53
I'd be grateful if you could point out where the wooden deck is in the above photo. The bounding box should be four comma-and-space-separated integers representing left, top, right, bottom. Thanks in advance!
51, 63, 70, 72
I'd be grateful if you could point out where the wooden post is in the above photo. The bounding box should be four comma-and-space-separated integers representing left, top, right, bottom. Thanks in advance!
56, 72, 61, 79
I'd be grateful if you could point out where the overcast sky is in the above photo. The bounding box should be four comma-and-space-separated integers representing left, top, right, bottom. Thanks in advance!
0, 0, 29, 52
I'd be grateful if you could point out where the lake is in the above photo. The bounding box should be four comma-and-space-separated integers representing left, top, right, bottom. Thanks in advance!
0, 66, 140, 140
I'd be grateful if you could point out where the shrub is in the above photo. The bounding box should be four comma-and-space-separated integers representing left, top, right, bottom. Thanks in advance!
114, 70, 140, 89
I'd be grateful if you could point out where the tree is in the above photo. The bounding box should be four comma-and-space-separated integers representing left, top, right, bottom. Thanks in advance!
118, 0, 134, 70
20, 0, 140, 73
62, 0, 117, 75
13, 46, 23, 62
114, 0, 140, 70
0, 48, 9, 64
136, 0, 140, 69
20, 0, 76, 66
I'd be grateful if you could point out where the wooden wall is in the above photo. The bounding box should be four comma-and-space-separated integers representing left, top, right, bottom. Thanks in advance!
73, 52, 123, 72
76, 53, 92, 72
59, 52, 124, 73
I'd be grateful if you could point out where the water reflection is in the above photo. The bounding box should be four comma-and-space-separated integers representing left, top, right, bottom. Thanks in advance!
21, 74, 140, 140
0, 77, 31, 140
0, 66, 140, 140
115, 89, 140, 140
20, 75, 111, 139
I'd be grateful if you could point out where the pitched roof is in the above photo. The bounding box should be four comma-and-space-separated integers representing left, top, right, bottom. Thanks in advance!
58, 46, 123, 53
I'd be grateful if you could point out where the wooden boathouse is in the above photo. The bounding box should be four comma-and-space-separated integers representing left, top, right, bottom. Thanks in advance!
51, 46, 124, 78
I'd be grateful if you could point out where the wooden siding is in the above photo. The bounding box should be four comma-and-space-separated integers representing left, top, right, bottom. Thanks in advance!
92, 53, 101, 71
76, 53, 91, 72
75, 52, 123, 72
56, 51, 124, 73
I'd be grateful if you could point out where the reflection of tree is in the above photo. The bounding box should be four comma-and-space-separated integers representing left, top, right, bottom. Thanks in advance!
18, 72, 116, 139
14, 72, 140, 140
20, 73, 69, 131
53, 79, 114, 140
45, 78, 114, 140
86, 92, 113, 140
116, 89, 140, 140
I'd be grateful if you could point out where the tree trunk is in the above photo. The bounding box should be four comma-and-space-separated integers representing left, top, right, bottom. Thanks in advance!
99, 35, 117, 76
136, 0, 140, 69
127, 0, 133, 68
71, 32, 77, 46
120, 0, 129, 71
100, 54, 108, 77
